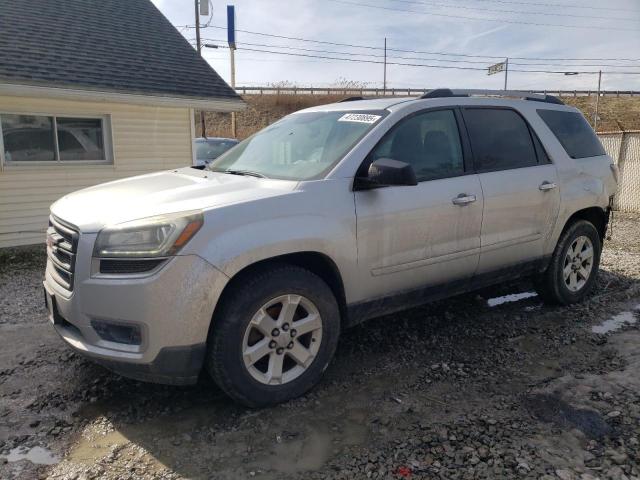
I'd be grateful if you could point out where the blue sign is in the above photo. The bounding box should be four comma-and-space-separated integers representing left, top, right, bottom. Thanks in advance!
227, 5, 236, 49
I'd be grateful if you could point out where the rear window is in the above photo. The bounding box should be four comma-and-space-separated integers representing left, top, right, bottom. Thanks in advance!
537, 109, 605, 159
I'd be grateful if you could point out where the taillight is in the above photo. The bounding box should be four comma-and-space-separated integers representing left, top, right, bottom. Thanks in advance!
610, 163, 619, 183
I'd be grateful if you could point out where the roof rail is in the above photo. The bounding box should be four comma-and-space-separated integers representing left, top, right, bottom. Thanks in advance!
338, 96, 365, 102
420, 89, 564, 105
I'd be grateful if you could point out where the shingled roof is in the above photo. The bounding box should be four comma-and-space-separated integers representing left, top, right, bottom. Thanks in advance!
0, 0, 242, 106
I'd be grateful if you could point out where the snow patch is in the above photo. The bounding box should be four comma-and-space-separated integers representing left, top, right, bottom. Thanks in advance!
592, 309, 638, 334
487, 292, 538, 307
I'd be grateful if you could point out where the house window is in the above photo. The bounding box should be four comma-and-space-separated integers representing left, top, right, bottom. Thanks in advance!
0, 113, 111, 165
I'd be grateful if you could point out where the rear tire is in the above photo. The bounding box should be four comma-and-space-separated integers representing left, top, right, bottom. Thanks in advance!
206, 264, 340, 407
535, 220, 601, 305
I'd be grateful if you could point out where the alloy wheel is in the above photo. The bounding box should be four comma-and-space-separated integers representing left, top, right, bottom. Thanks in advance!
241, 294, 323, 385
563, 235, 594, 292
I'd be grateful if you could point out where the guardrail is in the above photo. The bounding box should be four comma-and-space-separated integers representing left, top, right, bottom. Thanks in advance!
236, 86, 640, 97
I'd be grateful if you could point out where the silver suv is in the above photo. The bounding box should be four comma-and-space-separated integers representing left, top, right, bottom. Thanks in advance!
44, 89, 617, 407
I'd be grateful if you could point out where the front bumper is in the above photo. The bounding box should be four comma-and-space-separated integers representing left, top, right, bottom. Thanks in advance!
44, 233, 228, 385
88, 343, 207, 385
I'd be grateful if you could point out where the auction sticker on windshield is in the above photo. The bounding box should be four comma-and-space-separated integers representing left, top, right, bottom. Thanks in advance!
338, 113, 382, 124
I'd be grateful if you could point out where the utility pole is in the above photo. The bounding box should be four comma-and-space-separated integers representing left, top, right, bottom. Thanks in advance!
227, 5, 237, 138
203, 5, 237, 138
230, 46, 237, 137
194, 0, 201, 56
594, 70, 602, 132
194, 0, 206, 137
504, 57, 509, 90
383, 37, 387, 95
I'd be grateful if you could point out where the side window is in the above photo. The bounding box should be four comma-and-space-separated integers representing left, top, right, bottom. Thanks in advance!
1, 113, 110, 164
531, 131, 551, 164
368, 109, 464, 182
1, 114, 56, 162
57, 117, 105, 161
537, 109, 605, 159
463, 108, 538, 171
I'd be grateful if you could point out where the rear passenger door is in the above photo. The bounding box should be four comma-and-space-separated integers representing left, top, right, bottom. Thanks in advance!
461, 107, 560, 275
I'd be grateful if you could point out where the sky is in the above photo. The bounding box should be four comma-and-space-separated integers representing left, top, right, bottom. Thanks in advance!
151, 0, 640, 91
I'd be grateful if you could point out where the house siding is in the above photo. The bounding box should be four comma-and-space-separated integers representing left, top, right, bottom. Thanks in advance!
0, 95, 193, 248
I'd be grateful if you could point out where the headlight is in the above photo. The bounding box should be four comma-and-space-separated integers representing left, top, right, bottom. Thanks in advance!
93, 211, 203, 258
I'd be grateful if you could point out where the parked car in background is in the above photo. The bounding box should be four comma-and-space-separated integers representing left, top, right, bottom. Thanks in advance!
45, 89, 617, 407
194, 137, 239, 166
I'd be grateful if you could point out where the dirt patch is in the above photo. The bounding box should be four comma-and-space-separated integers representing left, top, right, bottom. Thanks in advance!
1, 214, 640, 479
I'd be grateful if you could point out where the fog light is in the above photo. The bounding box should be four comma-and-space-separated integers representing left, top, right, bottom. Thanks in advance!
91, 320, 142, 345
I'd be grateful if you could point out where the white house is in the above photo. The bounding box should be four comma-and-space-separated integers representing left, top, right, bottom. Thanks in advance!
0, 0, 244, 247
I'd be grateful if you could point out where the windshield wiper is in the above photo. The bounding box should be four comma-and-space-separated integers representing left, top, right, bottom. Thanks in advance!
208, 167, 266, 178
222, 169, 266, 178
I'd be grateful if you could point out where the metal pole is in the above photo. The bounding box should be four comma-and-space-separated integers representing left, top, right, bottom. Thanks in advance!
230, 46, 237, 138
194, 0, 201, 56
383, 37, 387, 95
504, 58, 508, 90
594, 70, 602, 132
194, 0, 206, 137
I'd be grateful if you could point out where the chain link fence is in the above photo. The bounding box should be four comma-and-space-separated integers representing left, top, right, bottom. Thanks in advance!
599, 131, 640, 212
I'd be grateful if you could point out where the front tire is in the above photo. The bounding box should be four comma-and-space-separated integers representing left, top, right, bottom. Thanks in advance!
206, 264, 340, 407
535, 220, 602, 305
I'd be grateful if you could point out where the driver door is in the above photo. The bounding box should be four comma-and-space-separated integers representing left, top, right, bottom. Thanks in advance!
354, 108, 483, 302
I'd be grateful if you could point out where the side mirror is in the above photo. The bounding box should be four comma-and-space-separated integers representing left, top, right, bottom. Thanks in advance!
354, 158, 418, 190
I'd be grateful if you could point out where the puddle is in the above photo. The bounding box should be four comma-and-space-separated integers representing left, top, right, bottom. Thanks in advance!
524, 394, 612, 439
487, 291, 538, 307
69, 430, 129, 464
592, 307, 639, 334
4, 446, 60, 465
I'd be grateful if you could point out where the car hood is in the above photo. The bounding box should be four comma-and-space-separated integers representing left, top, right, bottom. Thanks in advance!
50, 167, 299, 232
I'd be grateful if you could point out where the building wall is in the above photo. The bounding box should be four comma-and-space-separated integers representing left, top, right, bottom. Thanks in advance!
0, 95, 194, 248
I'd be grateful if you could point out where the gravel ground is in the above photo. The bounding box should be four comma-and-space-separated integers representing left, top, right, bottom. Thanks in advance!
1, 213, 640, 480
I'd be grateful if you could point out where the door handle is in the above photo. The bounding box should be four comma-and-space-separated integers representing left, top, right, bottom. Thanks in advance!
452, 193, 477, 206
539, 181, 557, 191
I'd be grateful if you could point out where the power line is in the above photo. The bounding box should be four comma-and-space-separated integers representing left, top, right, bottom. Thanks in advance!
198, 37, 640, 69
195, 41, 357, 64
440, 0, 639, 13
238, 47, 488, 70
235, 47, 640, 74
327, 0, 639, 32
203, 26, 640, 62
387, 0, 640, 23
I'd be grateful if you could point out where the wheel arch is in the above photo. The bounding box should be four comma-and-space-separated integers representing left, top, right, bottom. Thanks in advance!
561, 206, 609, 241
209, 251, 348, 334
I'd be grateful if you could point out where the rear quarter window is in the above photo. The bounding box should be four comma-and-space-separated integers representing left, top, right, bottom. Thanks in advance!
537, 109, 605, 159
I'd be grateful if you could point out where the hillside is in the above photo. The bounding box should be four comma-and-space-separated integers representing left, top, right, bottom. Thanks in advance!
202, 94, 640, 139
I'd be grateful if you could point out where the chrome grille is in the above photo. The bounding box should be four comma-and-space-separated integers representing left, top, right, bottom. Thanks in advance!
47, 216, 79, 291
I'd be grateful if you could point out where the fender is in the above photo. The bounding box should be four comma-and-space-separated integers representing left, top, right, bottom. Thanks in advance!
545, 158, 614, 256
183, 178, 358, 302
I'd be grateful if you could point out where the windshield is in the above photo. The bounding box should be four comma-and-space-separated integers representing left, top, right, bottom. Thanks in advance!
196, 140, 238, 161
207, 111, 385, 180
